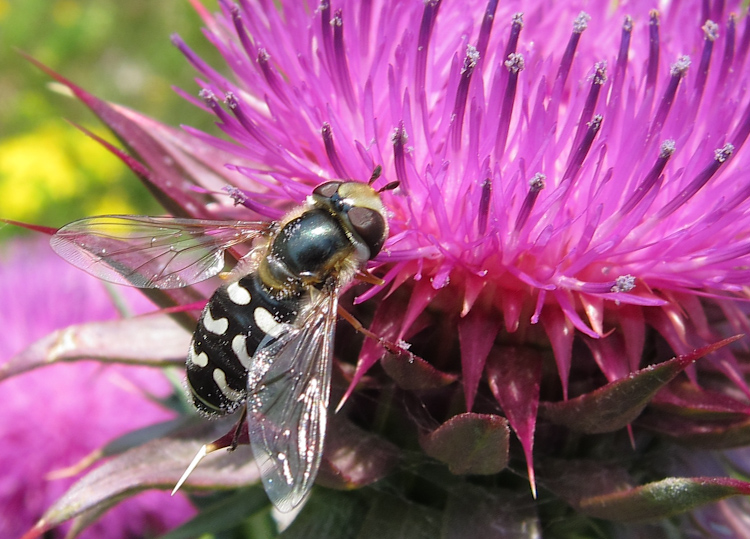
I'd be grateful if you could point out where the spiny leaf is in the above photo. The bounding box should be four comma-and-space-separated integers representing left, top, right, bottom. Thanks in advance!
540, 336, 742, 433
22, 419, 259, 539
651, 378, 750, 420
579, 477, 750, 522
380, 350, 457, 390
486, 345, 543, 496
638, 411, 750, 449
20, 52, 219, 220
0, 314, 190, 382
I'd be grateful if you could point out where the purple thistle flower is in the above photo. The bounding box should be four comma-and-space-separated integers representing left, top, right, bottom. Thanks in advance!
14, 0, 750, 535
0, 239, 195, 538
170, 0, 750, 497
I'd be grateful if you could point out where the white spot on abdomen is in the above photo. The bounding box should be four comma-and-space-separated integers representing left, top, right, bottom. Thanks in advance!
232, 334, 253, 369
226, 281, 251, 305
213, 368, 241, 401
254, 307, 284, 338
189, 344, 209, 367
203, 306, 229, 335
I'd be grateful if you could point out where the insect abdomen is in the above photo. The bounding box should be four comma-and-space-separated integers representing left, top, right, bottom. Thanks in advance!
186, 273, 302, 416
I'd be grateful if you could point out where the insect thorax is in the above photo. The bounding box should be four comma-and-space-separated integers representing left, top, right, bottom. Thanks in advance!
259, 208, 357, 292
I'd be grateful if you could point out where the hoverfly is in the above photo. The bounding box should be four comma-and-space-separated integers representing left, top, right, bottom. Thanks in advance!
50, 167, 396, 511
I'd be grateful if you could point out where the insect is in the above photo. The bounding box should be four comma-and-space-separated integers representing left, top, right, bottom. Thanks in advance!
50, 167, 397, 511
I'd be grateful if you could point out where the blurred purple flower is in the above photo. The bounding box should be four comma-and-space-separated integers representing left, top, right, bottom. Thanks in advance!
14, 0, 750, 535
0, 239, 195, 538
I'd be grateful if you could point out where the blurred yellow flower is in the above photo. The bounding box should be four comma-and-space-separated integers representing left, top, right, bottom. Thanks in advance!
0, 122, 137, 225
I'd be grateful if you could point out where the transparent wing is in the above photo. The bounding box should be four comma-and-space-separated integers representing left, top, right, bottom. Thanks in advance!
246, 289, 338, 512
50, 215, 273, 289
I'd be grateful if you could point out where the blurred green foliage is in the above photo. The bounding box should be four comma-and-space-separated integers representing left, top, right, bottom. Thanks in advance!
0, 0, 222, 239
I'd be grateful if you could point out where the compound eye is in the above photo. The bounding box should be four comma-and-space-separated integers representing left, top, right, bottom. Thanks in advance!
313, 181, 342, 199
348, 207, 386, 258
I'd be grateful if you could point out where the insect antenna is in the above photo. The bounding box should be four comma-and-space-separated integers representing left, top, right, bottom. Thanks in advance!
367, 164, 399, 192
378, 181, 400, 193
368, 165, 383, 185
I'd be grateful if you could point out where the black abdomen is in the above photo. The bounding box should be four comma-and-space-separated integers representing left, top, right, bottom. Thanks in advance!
187, 273, 303, 415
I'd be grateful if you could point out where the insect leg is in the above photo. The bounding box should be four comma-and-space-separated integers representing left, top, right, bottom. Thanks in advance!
354, 269, 385, 286
229, 405, 249, 450
336, 305, 414, 359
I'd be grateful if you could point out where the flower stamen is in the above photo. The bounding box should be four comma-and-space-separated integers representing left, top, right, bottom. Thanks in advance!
475, 0, 501, 61
602, 16, 632, 138
572, 62, 607, 152
199, 89, 238, 131
620, 139, 676, 215
694, 20, 719, 102
416, 0, 441, 93
515, 172, 546, 232
501, 12, 524, 66
717, 14, 736, 88
611, 274, 636, 293
736, 12, 750, 69
495, 53, 524, 157
223, 186, 248, 206
331, 8, 357, 112
647, 10, 660, 88
392, 122, 410, 191
225, 92, 278, 153
478, 175, 492, 235
451, 45, 480, 151
171, 34, 227, 88
650, 55, 691, 137
614, 16, 632, 84
562, 115, 603, 187
556, 12, 590, 87
657, 143, 734, 218
322, 122, 349, 179
257, 48, 291, 109
229, 4, 254, 67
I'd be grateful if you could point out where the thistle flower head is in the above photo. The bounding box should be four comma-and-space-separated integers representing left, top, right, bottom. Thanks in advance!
15, 0, 750, 535
174, 0, 750, 402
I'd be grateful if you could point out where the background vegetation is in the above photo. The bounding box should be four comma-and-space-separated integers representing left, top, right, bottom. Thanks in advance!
0, 0, 220, 240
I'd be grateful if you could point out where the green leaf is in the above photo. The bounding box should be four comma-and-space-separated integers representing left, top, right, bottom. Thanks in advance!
419, 413, 510, 475
280, 489, 368, 539
356, 493, 441, 539
442, 484, 540, 538
158, 487, 271, 539
536, 457, 634, 510
579, 477, 750, 522
317, 416, 400, 490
